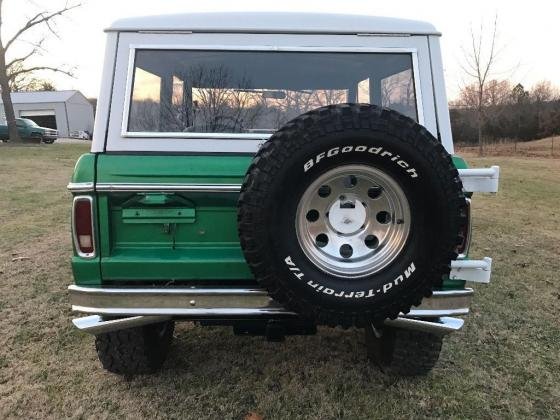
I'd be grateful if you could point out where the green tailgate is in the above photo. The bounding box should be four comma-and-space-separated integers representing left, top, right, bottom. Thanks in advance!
95, 154, 253, 283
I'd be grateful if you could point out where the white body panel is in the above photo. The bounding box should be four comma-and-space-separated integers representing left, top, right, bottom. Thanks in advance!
107, 12, 440, 36
427, 36, 454, 153
91, 33, 119, 153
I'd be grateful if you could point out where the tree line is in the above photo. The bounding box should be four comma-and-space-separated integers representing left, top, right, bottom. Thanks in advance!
450, 80, 560, 145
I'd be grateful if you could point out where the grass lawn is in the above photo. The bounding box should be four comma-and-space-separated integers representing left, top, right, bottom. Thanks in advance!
0, 143, 559, 419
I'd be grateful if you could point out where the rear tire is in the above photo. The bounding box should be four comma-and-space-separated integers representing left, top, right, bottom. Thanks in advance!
95, 321, 174, 375
365, 324, 443, 376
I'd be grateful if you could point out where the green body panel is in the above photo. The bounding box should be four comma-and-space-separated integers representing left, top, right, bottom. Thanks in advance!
71, 257, 102, 285
452, 155, 468, 170
71, 153, 97, 183
95, 154, 252, 283
96, 154, 251, 184
70, 152, 472, 288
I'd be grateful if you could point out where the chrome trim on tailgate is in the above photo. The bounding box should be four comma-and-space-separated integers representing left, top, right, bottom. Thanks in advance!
95, 183, 241, 193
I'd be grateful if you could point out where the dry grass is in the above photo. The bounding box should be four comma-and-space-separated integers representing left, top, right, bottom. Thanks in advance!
0, 144, 559, 419
457, 136, 559, 159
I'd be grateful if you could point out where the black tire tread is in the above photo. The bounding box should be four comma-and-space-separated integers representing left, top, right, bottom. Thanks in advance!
95, 321, 174, 375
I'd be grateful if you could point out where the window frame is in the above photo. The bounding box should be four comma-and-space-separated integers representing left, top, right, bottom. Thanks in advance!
121, 44, 424, 140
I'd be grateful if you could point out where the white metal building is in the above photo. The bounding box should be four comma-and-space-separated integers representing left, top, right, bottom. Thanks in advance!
0, 90, 94, 137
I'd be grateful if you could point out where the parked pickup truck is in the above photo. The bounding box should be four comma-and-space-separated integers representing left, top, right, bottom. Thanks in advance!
67, 12, 500, 377
0, 118, 58, 143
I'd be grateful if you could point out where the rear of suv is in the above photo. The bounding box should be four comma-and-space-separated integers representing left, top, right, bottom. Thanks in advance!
68, 12, 499, 376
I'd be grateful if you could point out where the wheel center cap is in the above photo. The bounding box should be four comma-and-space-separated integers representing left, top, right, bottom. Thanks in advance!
328, 197, 367, 235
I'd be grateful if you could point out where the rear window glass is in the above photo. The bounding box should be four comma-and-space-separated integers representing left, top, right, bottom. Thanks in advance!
127, 50, 418, 135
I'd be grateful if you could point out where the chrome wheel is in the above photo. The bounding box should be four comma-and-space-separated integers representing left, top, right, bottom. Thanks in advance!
296, 165, 411, 278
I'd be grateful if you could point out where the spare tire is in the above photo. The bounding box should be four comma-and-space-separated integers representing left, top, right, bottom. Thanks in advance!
238, 104, 467, 327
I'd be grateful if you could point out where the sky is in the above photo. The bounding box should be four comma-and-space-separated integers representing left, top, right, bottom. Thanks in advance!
3, 0, 560, 100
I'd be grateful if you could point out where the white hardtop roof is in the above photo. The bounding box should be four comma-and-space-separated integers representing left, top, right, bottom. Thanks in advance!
1, 90, 79, 104
108, 12, 440, 36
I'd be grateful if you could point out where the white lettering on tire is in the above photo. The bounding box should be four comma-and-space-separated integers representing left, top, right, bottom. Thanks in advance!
303, 145, 418, 179
285, 256, 416, 299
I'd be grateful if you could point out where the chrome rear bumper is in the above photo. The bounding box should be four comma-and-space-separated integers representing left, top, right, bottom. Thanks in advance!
69, 285, 474, 335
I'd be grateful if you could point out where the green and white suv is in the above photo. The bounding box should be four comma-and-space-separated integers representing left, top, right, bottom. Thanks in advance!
67, 12, 499, 376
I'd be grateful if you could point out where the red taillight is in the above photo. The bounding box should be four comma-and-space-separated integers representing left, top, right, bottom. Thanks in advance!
456, 199, 472, 256
73, 197, 95, 257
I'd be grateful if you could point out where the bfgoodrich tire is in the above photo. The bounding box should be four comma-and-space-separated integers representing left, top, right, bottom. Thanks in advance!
95, 321, 174, 375
238, 104, 467, 327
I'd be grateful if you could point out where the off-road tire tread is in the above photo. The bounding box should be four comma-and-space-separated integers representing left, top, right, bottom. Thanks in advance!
238, 104, 467, 327
95, 321, 174, 375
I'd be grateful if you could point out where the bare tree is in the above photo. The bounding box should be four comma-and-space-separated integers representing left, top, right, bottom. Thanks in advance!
0, 0, 80, 142
9, 61, 56, 92
460, 15, 502, 156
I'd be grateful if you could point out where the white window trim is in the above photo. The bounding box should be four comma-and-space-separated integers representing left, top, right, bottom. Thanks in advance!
120, 44, 424, 140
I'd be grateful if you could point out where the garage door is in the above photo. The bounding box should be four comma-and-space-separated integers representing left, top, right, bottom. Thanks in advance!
19, 110, 57, 130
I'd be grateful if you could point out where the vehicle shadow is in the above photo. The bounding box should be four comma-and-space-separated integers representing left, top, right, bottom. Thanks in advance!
108, 323, 434, 418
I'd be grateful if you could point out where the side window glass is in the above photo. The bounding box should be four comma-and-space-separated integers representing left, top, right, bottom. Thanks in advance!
381, 69, 416, 120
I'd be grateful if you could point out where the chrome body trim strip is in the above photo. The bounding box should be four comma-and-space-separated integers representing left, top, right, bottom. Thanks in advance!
95, 182, 242, 193
67, 182, 95, 193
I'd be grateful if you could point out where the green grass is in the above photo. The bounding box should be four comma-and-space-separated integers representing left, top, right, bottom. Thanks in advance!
0, 144, 559, 419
